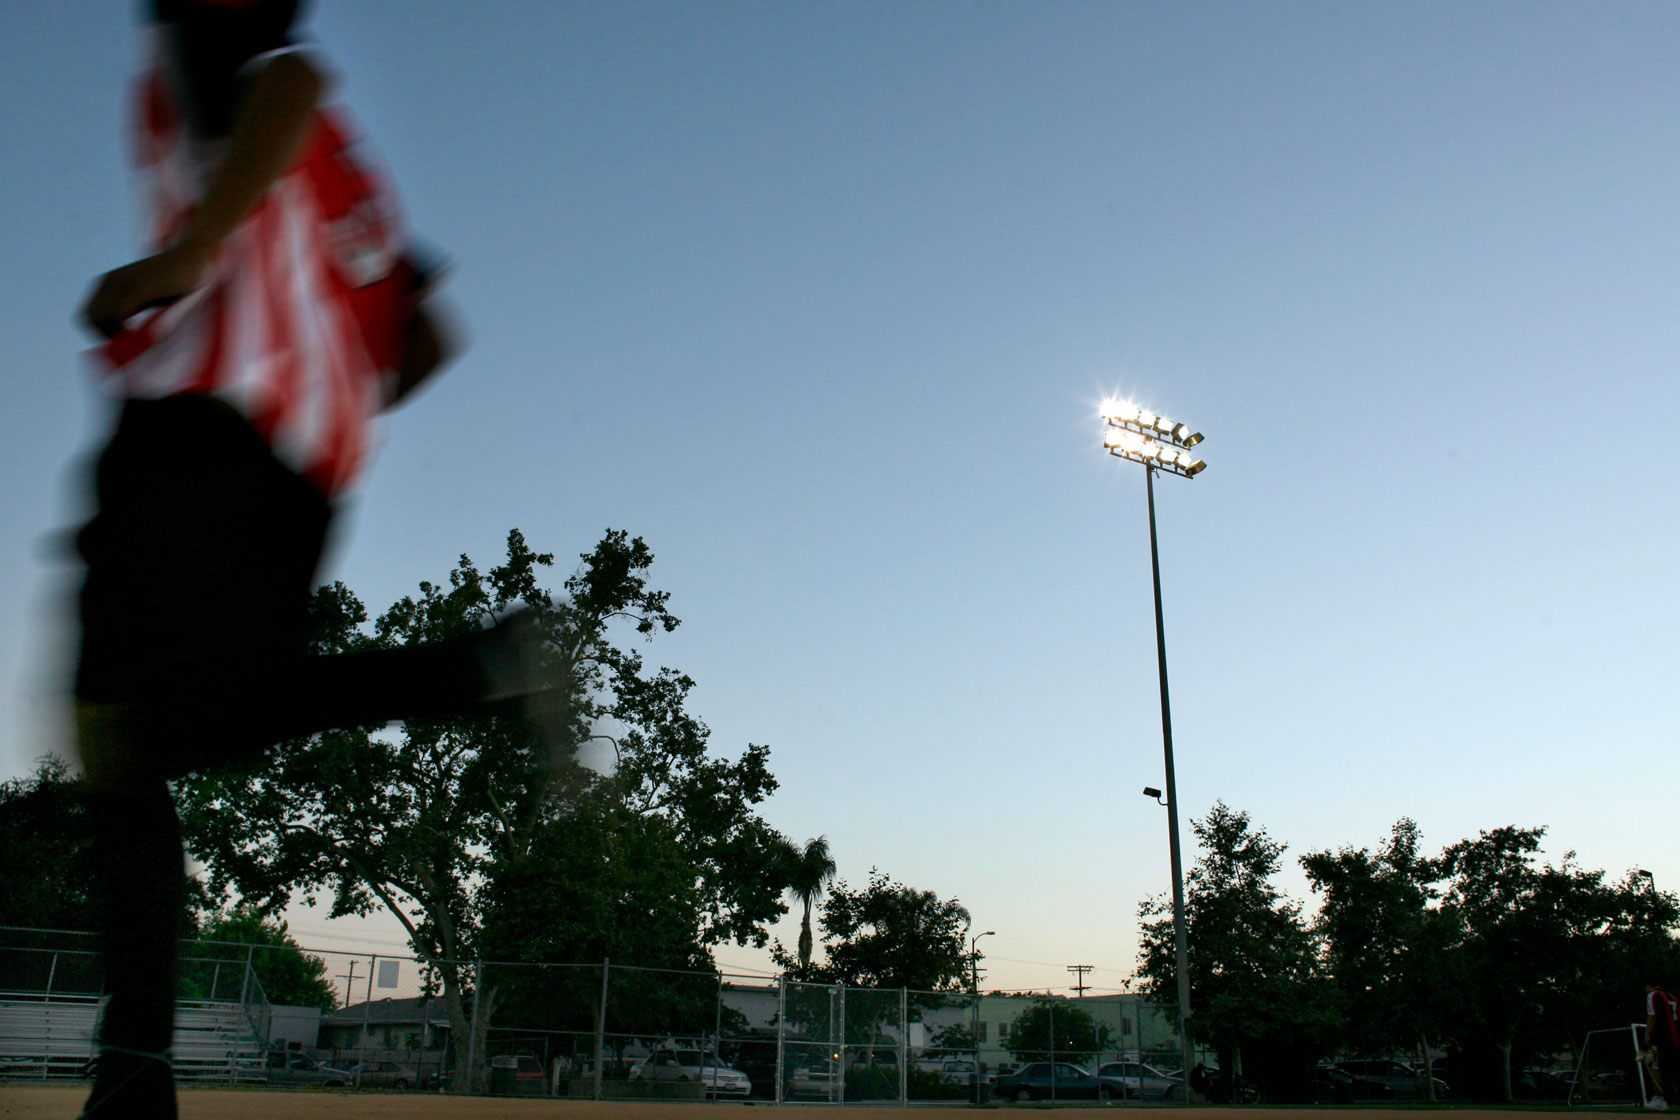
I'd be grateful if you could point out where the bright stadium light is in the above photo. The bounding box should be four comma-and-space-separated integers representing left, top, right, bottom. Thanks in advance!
1100, 398, 1204, 455
1098, 397, 1207, 1102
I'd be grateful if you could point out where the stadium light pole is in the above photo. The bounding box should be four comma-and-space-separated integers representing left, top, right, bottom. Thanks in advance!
1101, 398, 1205, 1102
970, 929, 994, 1104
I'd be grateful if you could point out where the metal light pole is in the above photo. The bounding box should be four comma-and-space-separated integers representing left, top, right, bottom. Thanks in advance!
970, 930, 994, 1104
1101, 399, 1205, 1101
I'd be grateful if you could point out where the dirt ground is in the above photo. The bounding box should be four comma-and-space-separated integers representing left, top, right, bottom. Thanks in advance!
0, 1085, 1639, 1120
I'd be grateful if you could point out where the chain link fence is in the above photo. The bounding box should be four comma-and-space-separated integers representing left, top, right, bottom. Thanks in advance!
0, 927, 1188, 1104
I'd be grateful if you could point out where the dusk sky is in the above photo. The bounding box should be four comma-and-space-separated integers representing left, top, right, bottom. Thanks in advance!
3, 1, 1677, 994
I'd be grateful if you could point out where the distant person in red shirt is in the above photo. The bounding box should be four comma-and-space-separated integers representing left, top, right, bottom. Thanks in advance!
74, 4, 552, 1117
1645, 981, 1680, 1110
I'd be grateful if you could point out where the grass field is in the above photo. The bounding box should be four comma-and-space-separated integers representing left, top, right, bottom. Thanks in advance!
0, 1085, 1643, 1120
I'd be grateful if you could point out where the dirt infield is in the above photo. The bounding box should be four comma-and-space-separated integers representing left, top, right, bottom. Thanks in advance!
0, 1085, 1641, 1120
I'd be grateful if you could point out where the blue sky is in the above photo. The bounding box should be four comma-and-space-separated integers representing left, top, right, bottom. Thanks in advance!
3, 1, 1678, 993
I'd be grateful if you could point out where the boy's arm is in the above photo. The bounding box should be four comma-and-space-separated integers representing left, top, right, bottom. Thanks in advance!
385, 301, 458, 410
81, 52, 325, 339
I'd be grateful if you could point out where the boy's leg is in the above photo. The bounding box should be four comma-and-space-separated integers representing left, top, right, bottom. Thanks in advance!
77, 704, 182, 1120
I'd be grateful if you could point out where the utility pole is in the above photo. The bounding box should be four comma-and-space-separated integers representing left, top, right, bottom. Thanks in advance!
337, 961, 359, 1008
1066, 965, 1093, 997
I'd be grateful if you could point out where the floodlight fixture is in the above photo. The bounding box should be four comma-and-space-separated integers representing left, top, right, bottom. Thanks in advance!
1104, 432, 1207, 479
1100, 398, 1204, 452
1141, 786, 1163, 800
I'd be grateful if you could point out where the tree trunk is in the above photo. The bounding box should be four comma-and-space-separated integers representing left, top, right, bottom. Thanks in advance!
441, 962, 475, 1095
1417, 1030, 1435, 1103
1497, 1038, 1514, 1102
798, 903, 814, 970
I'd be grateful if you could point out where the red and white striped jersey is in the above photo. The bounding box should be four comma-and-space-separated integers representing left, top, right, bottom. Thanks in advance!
92, 38, 418, 496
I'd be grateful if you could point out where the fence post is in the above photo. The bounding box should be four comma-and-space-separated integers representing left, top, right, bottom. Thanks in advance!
239, 945, 253, 1009
593, 957, 609, 1101
837, 984, 846, 1104
465, 960, 483, 1095
775, 976, 786, 1104
43, 949, 59, 1082
1049, 1001, 1056, 1103
714, 972, 723, 1064
357, 955, 377, 1087
898, 988, 908, 1106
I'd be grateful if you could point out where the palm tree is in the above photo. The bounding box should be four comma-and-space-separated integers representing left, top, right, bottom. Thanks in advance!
783, 835, 837, 972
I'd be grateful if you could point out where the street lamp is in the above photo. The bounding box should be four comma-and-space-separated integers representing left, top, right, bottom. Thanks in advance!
970, 930, 994, 1104
1103, 397, 1203, 1101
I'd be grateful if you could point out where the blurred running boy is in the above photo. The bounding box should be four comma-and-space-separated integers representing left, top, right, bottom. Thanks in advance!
74, 4, 542, 1116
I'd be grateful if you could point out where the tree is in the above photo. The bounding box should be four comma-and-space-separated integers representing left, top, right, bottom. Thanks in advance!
1431, 826, 1680, 1101
792, 868, 971, 992
1302, 818, 1457, 1097
0, 757, 97, 931
184, 907, 336, 1010
1001, 999, 1114, 1065
773, 869, 971, 1059
926, 1021, 974, 1058
476, 800, 717, 1043
1137, 801, 1338, 1090
175, 529, 789, 1087
781, 835, 836, 972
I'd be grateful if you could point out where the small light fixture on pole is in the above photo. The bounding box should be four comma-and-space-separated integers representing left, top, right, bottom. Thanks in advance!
970, 930, 995, 1104
1104, 396, 1204, 1101
1638, 869, 1657, 890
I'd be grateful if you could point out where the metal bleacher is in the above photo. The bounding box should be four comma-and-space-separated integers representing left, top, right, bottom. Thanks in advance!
0, 997, 268, 1084
0, 943, 269, 1085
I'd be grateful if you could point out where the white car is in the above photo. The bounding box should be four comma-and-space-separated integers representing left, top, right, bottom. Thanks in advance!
790, 1058, 842, 1099
1096, 1060, 1185, 1101
629, 1049, 750, 1097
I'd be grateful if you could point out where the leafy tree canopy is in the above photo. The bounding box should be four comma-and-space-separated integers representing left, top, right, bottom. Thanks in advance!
780, 868, 971, 993
0, 757, 97, 931
1302, 818, 1457, 1070
1137, 801, 1338, 1075
1001, 999, 1114, 1064
174, 528, 788, 1084
184, 907, 337, 1010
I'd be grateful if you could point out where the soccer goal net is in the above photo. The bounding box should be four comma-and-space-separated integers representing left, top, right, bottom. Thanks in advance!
1571, 1025, 1647, 1107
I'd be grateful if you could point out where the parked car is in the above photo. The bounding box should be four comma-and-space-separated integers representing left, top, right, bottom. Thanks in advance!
1095, 1059, 1183, 1101
263, 1051, 351, 1086
344, 1060, 426, 1089
789, 1058, 842, 1099
628, 1048, 751, 1097
933, 1058, 977, 1085
994, 1061, 1127, 1102
1513, 1068, 1576, 1101
1309, 1064, 1357, 1102
1335, 1059, 1449, 1100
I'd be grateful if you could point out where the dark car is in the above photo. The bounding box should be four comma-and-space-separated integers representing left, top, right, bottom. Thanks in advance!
1513, 1068, 1575, 1101
1310, 1064, 1357, 1103
263, 1050, 351, 1086
1336, 1059, 1448, 1100
993, 1061, 1127, 1103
